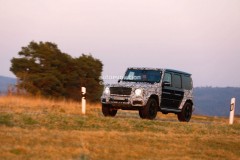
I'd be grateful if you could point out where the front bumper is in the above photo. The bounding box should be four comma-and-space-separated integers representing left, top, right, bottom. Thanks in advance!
101, 95, 145, 107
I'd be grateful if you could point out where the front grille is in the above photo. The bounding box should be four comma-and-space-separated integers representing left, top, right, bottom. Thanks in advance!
110, 87, 132, 95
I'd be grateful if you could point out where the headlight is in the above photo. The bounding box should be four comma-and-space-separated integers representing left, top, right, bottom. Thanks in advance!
104, 87, 110, 95
135, 88, 142, 96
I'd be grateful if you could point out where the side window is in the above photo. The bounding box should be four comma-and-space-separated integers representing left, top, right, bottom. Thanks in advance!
182, 75, 193, 90
163, 72, 172, 85
172, 74, 182, 88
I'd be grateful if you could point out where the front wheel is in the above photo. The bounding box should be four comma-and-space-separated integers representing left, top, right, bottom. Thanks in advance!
102, 104, 117, 117
177, 102, 192, 122
139, 98, 158, 120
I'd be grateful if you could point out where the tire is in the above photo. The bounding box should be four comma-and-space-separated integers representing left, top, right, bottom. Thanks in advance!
139, 98, 158, 120
102, 104, 117, 117
177, 102, 192, 122
139, 109, 146, 119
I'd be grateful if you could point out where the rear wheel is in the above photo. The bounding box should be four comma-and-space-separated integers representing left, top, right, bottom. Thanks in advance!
177, 102, 192, 122
139, 98, 158, 120
102, 104, 117, 117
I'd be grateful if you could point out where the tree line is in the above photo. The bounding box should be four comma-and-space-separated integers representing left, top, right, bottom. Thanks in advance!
10, 41, 103, 102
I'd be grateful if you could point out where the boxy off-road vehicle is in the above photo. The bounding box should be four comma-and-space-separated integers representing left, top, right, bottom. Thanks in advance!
101, 67, 194, 122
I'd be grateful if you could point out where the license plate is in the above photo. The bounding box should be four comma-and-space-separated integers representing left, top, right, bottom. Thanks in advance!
113, 96, 126, 101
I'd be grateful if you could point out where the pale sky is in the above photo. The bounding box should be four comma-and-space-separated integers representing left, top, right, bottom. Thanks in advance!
0, 0, 240, 87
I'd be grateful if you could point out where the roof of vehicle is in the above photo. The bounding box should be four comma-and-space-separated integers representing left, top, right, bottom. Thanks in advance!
127, 67, 191, 76
165, 69, 191, 76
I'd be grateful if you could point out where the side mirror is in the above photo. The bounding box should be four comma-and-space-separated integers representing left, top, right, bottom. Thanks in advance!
118, 79, 122, 83
162, 81, 171, 87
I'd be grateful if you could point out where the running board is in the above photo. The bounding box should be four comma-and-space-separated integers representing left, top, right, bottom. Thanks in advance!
161, 108, 181, 113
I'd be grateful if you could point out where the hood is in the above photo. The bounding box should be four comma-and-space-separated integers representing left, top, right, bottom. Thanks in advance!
108, 81, 158, 89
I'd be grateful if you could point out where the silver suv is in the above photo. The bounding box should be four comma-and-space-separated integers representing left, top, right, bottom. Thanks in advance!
101, 67, 194, 122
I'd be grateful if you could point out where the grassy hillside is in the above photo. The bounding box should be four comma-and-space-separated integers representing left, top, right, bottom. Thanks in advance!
0, 96, 240, 160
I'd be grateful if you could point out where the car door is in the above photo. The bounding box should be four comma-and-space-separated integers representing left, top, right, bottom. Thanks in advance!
161, 72, 175, 108
171, 74, 184, 108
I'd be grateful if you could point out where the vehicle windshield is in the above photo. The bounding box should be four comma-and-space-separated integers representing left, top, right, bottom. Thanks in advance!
123, 69, 162, 83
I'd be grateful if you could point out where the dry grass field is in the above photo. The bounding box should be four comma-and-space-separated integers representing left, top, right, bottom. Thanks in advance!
0, 95, 240, 160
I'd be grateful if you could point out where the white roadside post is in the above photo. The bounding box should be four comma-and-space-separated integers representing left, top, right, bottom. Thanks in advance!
81, 87, 86, 114
229, 98, 236, 125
